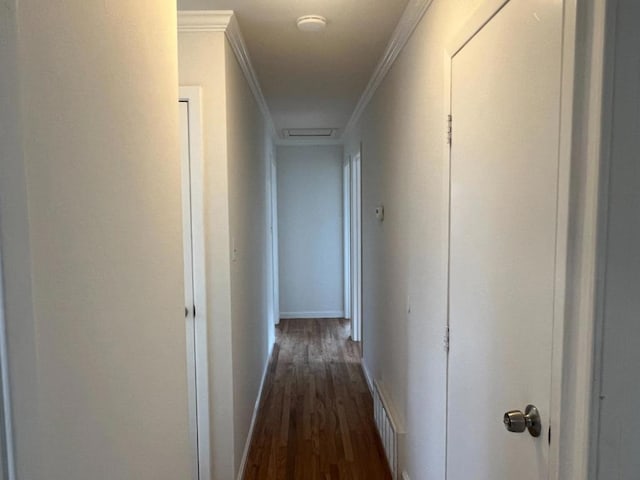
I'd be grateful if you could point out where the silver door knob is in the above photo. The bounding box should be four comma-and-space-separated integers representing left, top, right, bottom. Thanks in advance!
503, 404, 541, 437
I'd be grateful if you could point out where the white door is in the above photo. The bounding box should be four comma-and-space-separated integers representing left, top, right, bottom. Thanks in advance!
446, 1, 562, 479
179, 89, 210, 480
179, 100, 199, 480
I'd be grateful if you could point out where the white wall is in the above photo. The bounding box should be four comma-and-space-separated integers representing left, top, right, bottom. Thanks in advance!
595, 1, 640, 477
277, 146, 345, 318
343, 1, 612, 478
0, 1, 191, 479
178, 25, 274, 480
178, 31, 236, 480
225, 40, 273, 477
343, 1, 486, 478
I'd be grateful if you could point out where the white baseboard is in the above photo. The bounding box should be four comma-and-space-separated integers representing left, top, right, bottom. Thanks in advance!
236, 341, 274, 480
279, 310, 345, 319
361, 360, 374, 395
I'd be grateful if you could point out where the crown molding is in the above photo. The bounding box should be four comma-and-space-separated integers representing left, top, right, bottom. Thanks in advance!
343, 0, 434, 137
177, 11, 277, 138
224, 15, 277, 138
177, 10, 233, 32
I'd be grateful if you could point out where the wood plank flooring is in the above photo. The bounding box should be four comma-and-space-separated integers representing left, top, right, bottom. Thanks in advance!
243, 318, 392, 480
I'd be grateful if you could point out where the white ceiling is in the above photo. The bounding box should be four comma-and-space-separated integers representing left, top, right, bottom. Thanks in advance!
177, 0, 410, 138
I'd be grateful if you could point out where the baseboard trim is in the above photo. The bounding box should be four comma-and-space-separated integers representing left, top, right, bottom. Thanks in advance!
361, 360, 374, 395
279, 311, 345, 319
236, 341, 274, 480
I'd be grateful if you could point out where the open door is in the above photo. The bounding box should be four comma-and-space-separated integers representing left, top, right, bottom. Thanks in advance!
445, 1, 563, 478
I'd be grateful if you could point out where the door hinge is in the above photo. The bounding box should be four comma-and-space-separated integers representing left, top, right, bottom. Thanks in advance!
446, 114, 453, 145
444, 326, 450, 353
193, 304, 196, 317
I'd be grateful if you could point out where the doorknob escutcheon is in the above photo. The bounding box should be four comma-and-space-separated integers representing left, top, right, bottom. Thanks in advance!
503, 404, 542, 437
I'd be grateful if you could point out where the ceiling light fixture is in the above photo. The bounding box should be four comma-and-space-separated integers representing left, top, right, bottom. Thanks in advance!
296, 15, 327, 32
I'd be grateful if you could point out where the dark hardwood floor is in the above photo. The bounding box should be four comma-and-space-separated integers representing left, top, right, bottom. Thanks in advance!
243, 318, 392, 480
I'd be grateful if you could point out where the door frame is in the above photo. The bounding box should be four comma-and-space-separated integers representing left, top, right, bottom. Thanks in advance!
343, 156, 352, 321
270, 151, 280, 328
179, 86, 210, 480
350, 152, 363, 343
442, 1, 609, 478
0, 249, 15, 480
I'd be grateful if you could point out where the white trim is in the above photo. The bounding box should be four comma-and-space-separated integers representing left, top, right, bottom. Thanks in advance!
178, 11, 277, 139
269, 152, 280, 327
343, 157, 352, 320
550, 1, 610, 478
442, 47, 453, 480
564, 1, 613, 479
445, 0, 509, 58
586, 1, 616, 477
350, 152, 363, 343
441, 1, 606, 478
279, 311, 345, 320
236, 342, 274, 480
361, 361, 374, 395
224, 15, 277, 139
177, 10, 233, 33
343, 0, 434, 137
0, 249, 16, 480
549, 0, 578, 473
179, 86, 211, 480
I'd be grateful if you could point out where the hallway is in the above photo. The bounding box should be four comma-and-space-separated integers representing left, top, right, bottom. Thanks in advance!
1, 0, 632, 479
243, 319, 391, 479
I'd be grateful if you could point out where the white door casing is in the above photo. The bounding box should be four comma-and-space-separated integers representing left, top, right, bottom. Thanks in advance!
0, 249, 13, 480
445, 1, 563, 479
179, 87, 210, 480
270, 155, 280, 327
179, 99, 198, 480
350, 153, 362, 343
343, 157, 352, 321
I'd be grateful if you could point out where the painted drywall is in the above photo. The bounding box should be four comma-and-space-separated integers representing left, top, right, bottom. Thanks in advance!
0, 1, 191, 479
178, 26, 274, 479
277, 146, 345, 318
343, 1, 486, 478
596, 1, 640, 477
178, 31, 236, 480
224, 39, 274, 477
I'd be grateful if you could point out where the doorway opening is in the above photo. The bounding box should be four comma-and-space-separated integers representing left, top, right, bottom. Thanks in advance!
272, 145, 362, 345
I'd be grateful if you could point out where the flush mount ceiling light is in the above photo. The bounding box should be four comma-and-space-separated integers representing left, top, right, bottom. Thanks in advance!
296, 15, 327, 32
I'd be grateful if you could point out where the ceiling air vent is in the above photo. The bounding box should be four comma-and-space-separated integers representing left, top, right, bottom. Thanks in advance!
283, 128, 337, 138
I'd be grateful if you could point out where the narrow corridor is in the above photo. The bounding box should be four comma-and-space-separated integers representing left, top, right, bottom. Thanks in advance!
243, 319, 391, 479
